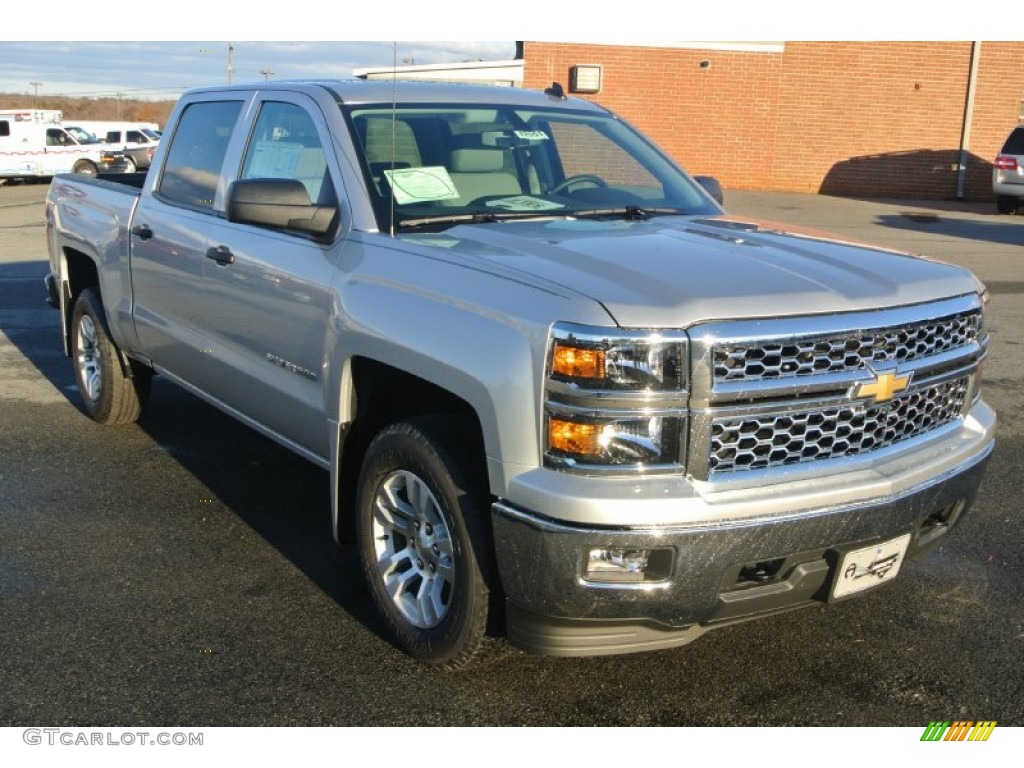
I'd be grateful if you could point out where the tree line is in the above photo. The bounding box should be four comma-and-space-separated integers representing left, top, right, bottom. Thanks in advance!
0, 93, 176, 129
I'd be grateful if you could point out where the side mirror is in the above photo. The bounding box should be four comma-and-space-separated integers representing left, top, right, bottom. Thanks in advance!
226, 178, 338, 241
694, 175, 724, 206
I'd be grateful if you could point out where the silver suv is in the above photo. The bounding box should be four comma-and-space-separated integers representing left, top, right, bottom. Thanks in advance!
993, 125, 1024, 214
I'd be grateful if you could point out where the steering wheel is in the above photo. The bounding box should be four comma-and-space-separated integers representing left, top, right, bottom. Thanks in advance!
549, 174, 608, 195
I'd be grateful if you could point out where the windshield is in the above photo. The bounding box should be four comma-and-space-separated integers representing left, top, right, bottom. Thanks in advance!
141, 128, 161, 141
65, 126, 101, 144
342, 102, 720, 230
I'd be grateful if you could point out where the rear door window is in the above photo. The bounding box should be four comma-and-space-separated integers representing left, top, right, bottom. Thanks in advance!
1001, 127, 1024, 155
158, 100, 243, 211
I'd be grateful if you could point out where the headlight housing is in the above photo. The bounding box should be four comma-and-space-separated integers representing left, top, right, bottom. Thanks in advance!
544, 323, 689, 472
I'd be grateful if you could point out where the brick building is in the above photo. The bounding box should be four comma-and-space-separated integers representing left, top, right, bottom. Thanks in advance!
520, 41, 1024, 201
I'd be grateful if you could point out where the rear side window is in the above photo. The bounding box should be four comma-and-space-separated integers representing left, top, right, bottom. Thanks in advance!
1001, 127, 1024, 155
158, 100, 243, 211
0, 121, 9, 138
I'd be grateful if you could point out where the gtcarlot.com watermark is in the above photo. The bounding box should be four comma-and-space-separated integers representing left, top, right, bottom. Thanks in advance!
23, 728, 203, 747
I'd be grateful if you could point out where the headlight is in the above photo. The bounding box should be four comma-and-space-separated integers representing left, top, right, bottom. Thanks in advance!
544, 323, 689, 472
548, 324, 685, 391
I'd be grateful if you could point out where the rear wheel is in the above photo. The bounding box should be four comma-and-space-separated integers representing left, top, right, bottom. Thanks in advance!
356, 418, 493, 669
72, 160, 97, 176
996, 195, 1018, 214
70, 288, 151, 424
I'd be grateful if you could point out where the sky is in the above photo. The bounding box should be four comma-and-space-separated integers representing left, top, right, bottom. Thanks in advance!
1, 1, 1003, 102
0, 41, 517, 101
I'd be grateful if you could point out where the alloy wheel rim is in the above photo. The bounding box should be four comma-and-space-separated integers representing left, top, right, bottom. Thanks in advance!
371, 470, 455, 629
75, 315, 102, 403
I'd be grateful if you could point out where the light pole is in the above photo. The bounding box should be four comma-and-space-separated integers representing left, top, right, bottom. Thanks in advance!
260, 68, 274, 82
30, 81, 42, 108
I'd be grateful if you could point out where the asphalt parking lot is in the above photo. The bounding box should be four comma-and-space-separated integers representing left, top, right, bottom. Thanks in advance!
1, 180, 1022, 727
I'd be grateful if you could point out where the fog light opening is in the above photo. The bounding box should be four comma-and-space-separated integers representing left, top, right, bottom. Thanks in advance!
584, 547, 672, 584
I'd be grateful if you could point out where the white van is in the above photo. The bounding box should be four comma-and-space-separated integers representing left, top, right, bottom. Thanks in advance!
0, 109, 128, 180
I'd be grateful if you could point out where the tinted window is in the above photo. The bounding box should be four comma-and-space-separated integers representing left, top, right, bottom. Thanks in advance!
0, 121, 9, 138
1001, 126, 1024, 155
240, 101, 335, 206
159, 100, 243, 210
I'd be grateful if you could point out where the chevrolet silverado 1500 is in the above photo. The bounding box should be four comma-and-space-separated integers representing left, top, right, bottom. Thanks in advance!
44, 81, 995, 668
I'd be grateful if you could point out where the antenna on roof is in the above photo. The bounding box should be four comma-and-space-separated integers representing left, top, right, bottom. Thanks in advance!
390, 41, 397, 238
544, 82, 566, 100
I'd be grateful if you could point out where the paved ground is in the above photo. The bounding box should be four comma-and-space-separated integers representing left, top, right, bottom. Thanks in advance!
1, 181, 1021, 728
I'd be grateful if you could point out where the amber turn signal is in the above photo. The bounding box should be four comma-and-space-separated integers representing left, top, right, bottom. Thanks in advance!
551, 343, 605, 380
548, 417, 601, 456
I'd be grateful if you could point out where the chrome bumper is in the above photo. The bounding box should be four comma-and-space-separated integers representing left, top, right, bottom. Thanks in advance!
491, 404, 995, 656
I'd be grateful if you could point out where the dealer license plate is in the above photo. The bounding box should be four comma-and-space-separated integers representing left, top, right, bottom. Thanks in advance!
832, 533, 912, 599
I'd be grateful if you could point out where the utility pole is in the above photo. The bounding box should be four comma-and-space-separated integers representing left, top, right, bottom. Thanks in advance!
116, 92, 124, 120
260, 68, 274, 82
227, 42, 234, 84
30, 81, 42, 108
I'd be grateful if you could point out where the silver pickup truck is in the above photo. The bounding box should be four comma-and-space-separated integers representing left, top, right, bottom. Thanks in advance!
44, 80, 995, 668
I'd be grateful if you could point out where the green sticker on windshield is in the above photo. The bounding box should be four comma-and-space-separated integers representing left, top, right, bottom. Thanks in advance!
384, 166, 459, 204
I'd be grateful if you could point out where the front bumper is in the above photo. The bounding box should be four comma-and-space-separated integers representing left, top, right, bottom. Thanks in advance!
491, 403, 995, 657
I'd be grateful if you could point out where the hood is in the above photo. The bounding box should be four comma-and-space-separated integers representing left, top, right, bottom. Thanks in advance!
424, 215, 981, 328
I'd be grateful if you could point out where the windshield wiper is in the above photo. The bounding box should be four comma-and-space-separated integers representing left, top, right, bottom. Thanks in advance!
397, 210, 560, 229
570, 205, 687, 220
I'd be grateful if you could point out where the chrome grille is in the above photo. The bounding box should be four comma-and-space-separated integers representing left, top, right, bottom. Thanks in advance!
708, 377, 970, 474
713, 311, 982, 382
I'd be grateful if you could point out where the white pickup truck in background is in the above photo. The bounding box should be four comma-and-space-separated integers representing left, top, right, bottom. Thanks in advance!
43, 81, 996, 668
0, 108, 128, 180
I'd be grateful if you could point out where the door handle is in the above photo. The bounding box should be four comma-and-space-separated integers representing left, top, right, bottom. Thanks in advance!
130, 223, 153, 240
205, 245, 235, 265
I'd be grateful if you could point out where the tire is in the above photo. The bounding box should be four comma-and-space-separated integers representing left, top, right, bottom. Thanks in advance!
996, 195, 1018, 215
356, 418, 494, 669
124, 156, 137, 173
72, 160, 98, 176
70, 288, 151, 425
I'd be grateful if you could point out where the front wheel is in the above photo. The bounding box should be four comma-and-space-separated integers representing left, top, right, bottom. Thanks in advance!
72, 160, 98, 176
356, 418, 493, 669
70, 288, 151, 424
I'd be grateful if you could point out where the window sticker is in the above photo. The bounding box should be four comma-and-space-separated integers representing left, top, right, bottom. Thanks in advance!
484, 196, 565, 212
245, 141, 302, 178
513, 130, 549, 141
384, 166, 459, 204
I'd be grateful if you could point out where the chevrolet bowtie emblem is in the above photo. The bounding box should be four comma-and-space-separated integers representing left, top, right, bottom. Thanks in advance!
856, 367, 912, 403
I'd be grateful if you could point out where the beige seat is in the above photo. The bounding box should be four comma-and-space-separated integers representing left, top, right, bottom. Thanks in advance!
443, 148, 521, 206
360, 117, 423, 195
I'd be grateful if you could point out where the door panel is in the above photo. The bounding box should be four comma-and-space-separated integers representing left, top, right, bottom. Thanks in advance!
130, 98, 245, 385
200, 222, 337, 456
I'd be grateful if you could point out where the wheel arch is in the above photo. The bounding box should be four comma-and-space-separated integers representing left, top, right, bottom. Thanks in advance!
58, 246, 100, 356
333, 357, 490, 544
